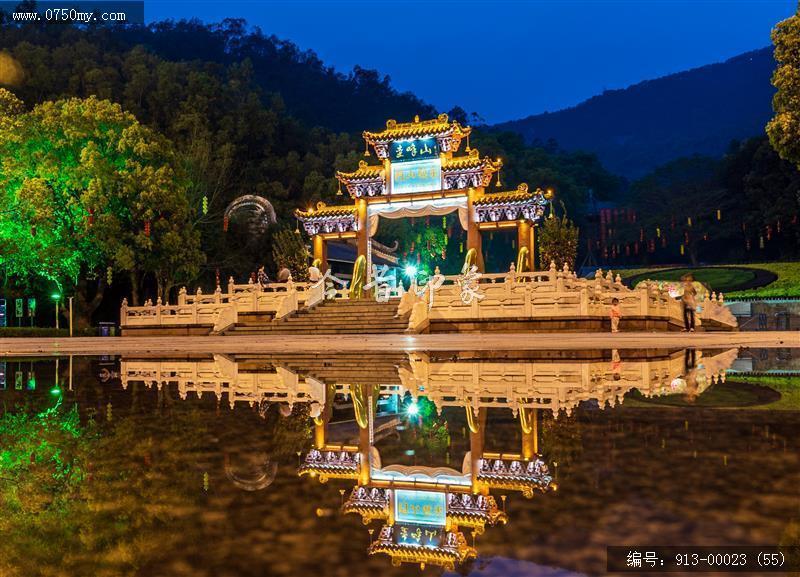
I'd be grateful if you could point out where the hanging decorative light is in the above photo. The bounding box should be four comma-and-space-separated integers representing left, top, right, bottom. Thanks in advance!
202, 195, 209, 215
144, 220, 151, 237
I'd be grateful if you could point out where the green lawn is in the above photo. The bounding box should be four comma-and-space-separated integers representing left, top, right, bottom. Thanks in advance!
614, 262, 800, 298
726, 375, 800, 410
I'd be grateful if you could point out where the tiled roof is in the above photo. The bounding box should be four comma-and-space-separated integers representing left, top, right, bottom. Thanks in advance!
442, 153, 501, 172
336, 160, 385, 181
364, 113, 470, 142
473, 184, 547, 206
295, 203, 357, 219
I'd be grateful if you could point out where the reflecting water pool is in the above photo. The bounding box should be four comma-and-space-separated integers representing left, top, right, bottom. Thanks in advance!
1, 348, 799, 576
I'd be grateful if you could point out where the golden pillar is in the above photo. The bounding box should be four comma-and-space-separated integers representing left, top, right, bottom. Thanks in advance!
313, 235, 328, 273
521, 407, 539, 460
356, 198, 368, 261
517, 220, 531, 257
531, 224, 537, 271
466, 188, 485, 272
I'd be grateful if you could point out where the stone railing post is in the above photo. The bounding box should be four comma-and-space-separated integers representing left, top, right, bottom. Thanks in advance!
579, 287, 589, 315
155, 297, 162, 325
228, 276, 235, 298
215, 285, 222, 303
638, 283, 649, 316
120, 298, 128, 327
178, 287, 187, 305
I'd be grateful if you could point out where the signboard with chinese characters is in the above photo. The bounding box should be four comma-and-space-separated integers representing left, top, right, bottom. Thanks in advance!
394, 523, 444, 549
394, 489, 446, 526
390, 137, 439, 163
391, 158, 442, 195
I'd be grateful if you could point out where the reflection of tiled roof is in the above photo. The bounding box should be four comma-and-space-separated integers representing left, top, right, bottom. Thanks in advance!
442, 153, 501, 172
477, 473, 555, 498
294, 203, 357, 219
448, 508, 508, 528
364, 114, 470, 142
337, 161, 385, 181
474, 184, 546, 206
298, 448, 360, 480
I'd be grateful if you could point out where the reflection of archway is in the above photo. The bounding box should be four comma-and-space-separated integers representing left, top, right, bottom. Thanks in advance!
224, 195, 278, 236
224, 451, 278, 491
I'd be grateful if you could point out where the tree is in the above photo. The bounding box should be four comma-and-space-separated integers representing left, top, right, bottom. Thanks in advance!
538, 210, 579, 271
270, 227, 309, 281
0, 92, 204, 324
767, 8, 800, 169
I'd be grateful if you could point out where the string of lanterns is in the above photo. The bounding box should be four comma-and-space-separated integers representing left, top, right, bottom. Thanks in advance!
593, 206, 798, 261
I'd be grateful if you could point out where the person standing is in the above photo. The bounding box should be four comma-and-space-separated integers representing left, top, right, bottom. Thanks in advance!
609, 297, 621, 333
257, 266, 270, 286
681, 275, 697, 332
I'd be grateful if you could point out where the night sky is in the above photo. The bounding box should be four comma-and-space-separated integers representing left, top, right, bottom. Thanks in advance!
145, 0, 796, 123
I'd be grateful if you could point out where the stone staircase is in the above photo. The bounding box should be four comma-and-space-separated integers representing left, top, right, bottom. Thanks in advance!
226, 299, 410, 335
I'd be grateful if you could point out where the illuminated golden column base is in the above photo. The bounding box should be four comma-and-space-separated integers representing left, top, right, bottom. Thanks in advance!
466, 188, 485, 272
313, 235, 328, 273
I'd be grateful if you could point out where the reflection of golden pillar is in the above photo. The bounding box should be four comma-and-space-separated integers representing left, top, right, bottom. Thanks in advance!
521, 408, 539, 460
353, 384, 373, 486
531, 224, 537, 271
466, 188, 485, 272
468, 407, 488, 494
313, 235, 328, 273
356, 198, 368, 261
314, 383, 336, 449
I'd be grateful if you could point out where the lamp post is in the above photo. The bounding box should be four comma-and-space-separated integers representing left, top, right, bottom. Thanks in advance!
68, 296, 73, 337
51, 293, 60, 330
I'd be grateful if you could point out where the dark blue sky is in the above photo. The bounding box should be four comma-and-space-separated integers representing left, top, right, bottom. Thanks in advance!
145, 0, 796, 123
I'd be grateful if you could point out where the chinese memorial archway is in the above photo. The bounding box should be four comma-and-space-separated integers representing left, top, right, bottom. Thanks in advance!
295, 114, 551, 275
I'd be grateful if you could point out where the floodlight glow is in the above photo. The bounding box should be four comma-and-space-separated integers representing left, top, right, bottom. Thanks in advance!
51, 293, 61, 300
404, 265, 417, 278
406, 401, 419, 416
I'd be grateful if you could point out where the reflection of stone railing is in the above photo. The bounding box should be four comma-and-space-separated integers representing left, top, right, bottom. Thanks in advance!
120, 277, 313, 331
402, 349, 737, 416
120, 355, 324, 408
402, 262, 738, 331
299, 448, 361, 480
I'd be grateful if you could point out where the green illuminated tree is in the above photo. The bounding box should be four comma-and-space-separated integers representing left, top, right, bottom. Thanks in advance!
767, 8, 800, 169
270, 227, 310, 281
0, 92, 203, 322
538, 209, 580, 271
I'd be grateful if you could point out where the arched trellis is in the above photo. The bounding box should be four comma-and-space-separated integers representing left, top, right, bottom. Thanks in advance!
223, 195, 278, 236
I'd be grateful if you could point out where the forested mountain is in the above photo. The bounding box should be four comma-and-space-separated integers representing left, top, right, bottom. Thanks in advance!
496, 48, 776, 178
0, 15, 435, 132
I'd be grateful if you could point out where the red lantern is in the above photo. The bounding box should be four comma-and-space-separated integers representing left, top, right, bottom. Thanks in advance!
88, 208, 94, 226
144, 220, 151, 237
223, 216, 229, 232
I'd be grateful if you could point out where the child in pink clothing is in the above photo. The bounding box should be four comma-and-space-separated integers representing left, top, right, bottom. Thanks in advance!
610, 297, 621, 333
